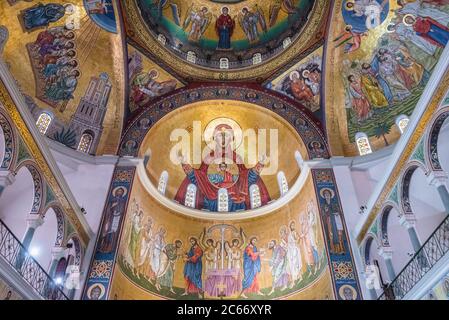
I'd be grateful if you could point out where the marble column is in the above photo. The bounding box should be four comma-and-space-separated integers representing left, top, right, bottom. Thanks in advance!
48, 246, 66, 279
378, 247, 396, 282
15, 216, 44, 270
0, 171, 15, 198
427, 171, 449, 215
21, 216, 44, 250
399, 215, 421, 253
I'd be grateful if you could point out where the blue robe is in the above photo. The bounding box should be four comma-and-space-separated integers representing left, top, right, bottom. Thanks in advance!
242, 245, 261, 290
186, 169, 260, 212
23, 4, 65, 30
371, 56, 393, 103
183, 245, 203, 290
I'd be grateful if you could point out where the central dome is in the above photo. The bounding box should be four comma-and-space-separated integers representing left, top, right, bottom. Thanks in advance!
136, 0, 315, 69
121, 0, 329, 81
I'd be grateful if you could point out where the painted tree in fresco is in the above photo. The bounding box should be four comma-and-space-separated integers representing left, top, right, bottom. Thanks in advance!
374, 122, 391, 147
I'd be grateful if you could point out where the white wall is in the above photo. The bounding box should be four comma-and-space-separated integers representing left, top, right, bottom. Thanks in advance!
30, 208, 57, 270
0, 167, 34, 239
50, 148, 115, 235
409, 168, 446, 243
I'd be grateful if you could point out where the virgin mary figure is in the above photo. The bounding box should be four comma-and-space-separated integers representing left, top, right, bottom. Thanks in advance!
174, 123, 271, 212
215, 7, 235, 50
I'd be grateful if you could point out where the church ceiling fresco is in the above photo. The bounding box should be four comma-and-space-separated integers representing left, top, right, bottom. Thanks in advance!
127, 44, 184, 119
0, 0, 125, 155
138, 101, 306, 211
120, 0, 331, 82
266, 46, 323, 120
109, 173, 334, 300
325, 0, 449, 156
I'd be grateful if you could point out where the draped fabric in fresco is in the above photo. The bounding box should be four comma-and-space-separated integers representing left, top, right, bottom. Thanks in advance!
110, 174, 333, 300
1, 0, 125, 155
326, 0, 449, 155
312, 168, 361, 300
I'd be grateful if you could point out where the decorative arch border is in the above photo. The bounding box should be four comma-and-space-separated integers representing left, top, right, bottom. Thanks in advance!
379, 201, 401, 247
362, 234, 381, 267
399, 161, 430, 215
426, 106, 449, 171
119, 83, 329, 160
15, 160, 46, 215
43, 202, 66, 247
65, 234, 83, 268
0, 107, 18, 170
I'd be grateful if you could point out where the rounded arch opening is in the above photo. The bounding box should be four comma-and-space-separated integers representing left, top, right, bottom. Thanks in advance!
29, 207, 58, 270
382, 205, 414, 274
0, 166, 35, 239
408, 167, 446, 243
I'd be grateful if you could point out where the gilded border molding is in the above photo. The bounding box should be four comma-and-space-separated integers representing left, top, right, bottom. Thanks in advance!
356, 69, 449, 244
0, 80, 89, 245
121, 0, 329, 81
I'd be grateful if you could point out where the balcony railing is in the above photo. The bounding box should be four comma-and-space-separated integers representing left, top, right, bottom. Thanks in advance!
0, 219, 69, 300
379, 214, 449, 300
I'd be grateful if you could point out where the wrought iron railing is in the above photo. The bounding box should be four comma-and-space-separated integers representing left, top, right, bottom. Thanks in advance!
0, 219, 69, 300
379, 214, 449, 300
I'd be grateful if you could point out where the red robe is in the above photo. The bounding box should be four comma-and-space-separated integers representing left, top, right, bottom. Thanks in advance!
215, 14, 235, 37
175, 151, 270, 210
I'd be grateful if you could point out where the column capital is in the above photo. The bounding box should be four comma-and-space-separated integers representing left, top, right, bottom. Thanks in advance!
26, 216, 44, 229
427, 171, 449, 188
399, 214, 417, 229
51, 246, 67, 260
378, 246, 394, 260
0, 170, 15, 187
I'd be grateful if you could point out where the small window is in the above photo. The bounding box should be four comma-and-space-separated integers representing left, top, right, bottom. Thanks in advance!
185, 184, 197, 208
157, 171, 169, 195
220, 58, 229, 70
218, 188, 229, 212
395, 115, 410, 134
252, 53, 262, 65
283, 37, 292, 48
187, 51, 196, 64
78, 133, 93, 153
277, 171, 289, 197
36, 112, 52, 135
250, 184, 262, 209
355, 132, 373, 156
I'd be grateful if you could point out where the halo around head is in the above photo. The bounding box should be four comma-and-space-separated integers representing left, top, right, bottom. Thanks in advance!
204, 117, 243, 149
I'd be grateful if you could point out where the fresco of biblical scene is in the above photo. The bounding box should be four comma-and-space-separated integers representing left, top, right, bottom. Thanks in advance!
127, 45, 182, 116
0, 0, 125, 155
19, 2, 67, 32
0, 278, 23, 300
134, 0, 316, 68
138, 101, 309, 213
174, 119, 271, 212
84, 0, 117, 33
267, 46, 323, 118
326, 0, 449, 155
111, 173, 333, 300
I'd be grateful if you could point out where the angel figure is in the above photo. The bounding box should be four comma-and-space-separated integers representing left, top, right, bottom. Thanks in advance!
224, 227, 246, 271
200, 228, 221, 273
183, 6, 212, 42
238, 6, 267, 43
269, 0, 298, 27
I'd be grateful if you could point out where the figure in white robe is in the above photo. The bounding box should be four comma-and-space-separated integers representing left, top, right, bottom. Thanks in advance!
150, 228, 166, 278
397, 1, 449, 26
286, 222, 303, 287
